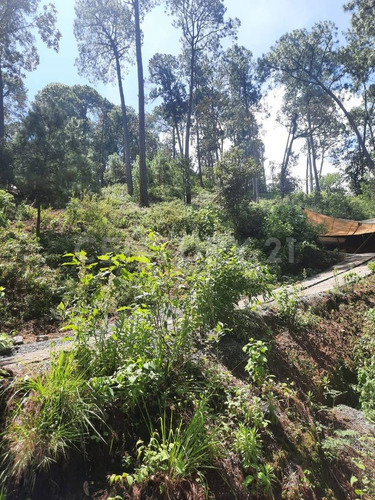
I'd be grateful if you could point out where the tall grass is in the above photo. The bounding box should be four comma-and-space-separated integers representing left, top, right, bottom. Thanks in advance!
1, 351, 104, 488
136, 401, 217, 481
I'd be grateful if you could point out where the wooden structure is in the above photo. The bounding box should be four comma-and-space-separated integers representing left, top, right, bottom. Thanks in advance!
304, 208, 375, 253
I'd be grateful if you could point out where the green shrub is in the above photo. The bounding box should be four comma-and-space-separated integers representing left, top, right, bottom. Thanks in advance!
217, 147, 259, 216
63, 243, 197, 375
243, 338, 269, 386
273, 286, 301, 326
233, 201, 267, 241
191, 246, 271, 327
145, 201, 194, 238
147, 154, 185, 202
259, 203, 324, 274
0, 228, 62, 326
179, 233, 206, 256
0, 190, 16, 226
0, 332, 12, 355
191, 204, 224, 238
234, 424, 262, 469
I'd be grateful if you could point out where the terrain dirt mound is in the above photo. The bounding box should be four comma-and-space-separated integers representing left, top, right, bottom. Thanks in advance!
319, 405, 375, 500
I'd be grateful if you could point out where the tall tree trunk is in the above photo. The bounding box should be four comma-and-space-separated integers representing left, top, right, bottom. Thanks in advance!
280, 116, 296, 198
0, 62, 7, 187
114, 51, 133, 195
184, 44, 195, 205
307, 124, 320, 193
306, 157, 309, 194
172, 124, 176, 159
172, 113, 183, 157
253, 177, 259, 202
307, 138, 314, 193
196, 118, 204, 188
309, 156, 314, 194
363, 86, 375, 151
319, 150, 325, 177
134, 0, 148, 207
0, 63, 5, 142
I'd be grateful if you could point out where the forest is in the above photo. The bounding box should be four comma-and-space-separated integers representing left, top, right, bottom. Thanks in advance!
0, 0, 375, 499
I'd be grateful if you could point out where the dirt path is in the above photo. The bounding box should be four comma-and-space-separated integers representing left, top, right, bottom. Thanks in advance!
238, 253, 375, 307
2, 253, 375, 374
288, 252, 375, 297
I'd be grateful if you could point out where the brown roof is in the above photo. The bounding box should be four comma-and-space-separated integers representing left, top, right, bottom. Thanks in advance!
304, 209, 375, 237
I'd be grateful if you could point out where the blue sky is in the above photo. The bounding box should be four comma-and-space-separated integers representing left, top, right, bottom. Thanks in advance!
25, 0, 353, 180
26, 0, 352, 110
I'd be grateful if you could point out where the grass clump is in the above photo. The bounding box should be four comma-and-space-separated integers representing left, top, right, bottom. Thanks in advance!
1, 351, 104, 488
135, 402, 217, 482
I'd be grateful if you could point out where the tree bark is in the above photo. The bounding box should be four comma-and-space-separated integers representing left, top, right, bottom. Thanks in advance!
319, 150, 325, 177
196, 118, 204, 188
114, 51, 133, 195
280, 116, 297, 198
184, 43, 195, 205
173, 115, 183, 157
0, 62, 5, 142
306, 157, 309, 194
172, 124, 176, 159
364, 88, 375, 151
0, 61, 12, 187
307, 121, 320, 193
134, 0, 148, 207
307, 138, 314, 193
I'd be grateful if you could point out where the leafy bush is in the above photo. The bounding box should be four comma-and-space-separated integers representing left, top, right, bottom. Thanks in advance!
147, 153, 185, 202
0, 228, 62, 326
232, 201, 267, 241
0, 333, 13, 355
0, 190, 16, 226
273, 286, 301, 327
145, 201, 194, 238
191, 246, 271, 327
63, 242, 197, 376
292, 184, 375, 221
191, 204, 224, 238
243, 338, 269, 386
261, 203, 325, 274
179, 233, 206, 256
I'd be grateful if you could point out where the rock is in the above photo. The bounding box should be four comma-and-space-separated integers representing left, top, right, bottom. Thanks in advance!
36, 335, 49, 342
12, 335, 24, 346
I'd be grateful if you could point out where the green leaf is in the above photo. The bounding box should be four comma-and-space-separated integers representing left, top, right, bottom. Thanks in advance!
242, 475, 254, 486
351, 476, 358, 487
127, 255, 151, 264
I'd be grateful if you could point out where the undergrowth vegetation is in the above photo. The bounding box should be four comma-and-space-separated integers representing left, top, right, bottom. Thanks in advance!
1, 185, 375, 499
0, 185, 338, 332
0, 231, 280, 498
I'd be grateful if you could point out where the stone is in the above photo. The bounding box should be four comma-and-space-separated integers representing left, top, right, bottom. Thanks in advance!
12, 336, 24, 346
36, 335, 49, 342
